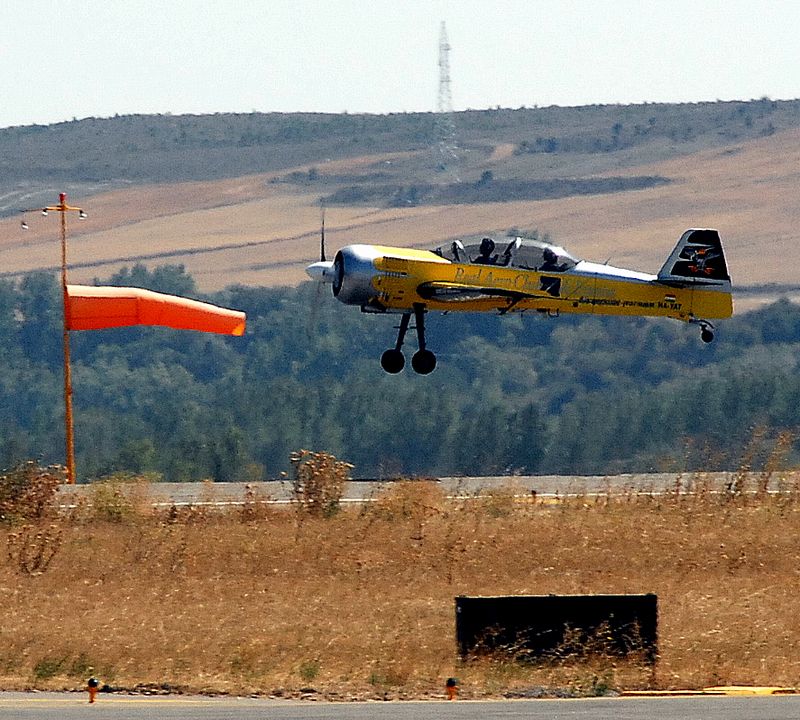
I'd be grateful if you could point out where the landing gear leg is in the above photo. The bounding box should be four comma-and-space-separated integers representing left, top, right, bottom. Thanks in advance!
381, 305, 437, 374
411, 304, 437, 375
381, 312, 410, 373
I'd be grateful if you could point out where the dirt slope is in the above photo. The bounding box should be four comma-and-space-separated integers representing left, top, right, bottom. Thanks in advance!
1, 131, 798, 310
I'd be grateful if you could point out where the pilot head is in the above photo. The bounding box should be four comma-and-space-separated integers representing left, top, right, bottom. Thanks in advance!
543, 247, 557, 263
480, 237, 495, 256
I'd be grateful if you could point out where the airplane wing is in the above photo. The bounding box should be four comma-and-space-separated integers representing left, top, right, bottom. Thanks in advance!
66, 285, 247, 336
417, 281, 563, 303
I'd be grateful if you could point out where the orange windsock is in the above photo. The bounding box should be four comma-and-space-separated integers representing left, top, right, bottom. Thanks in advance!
66, 285, 246, 336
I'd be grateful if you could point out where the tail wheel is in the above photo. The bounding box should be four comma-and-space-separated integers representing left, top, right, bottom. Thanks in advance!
701, 327, 714, 343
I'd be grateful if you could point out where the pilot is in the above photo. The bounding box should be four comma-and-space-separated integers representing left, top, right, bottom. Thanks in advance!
540, 247, 565, 272
474, 237, 498, 264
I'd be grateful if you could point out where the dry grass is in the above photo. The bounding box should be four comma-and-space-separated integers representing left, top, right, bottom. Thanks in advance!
1, 478, 800, 698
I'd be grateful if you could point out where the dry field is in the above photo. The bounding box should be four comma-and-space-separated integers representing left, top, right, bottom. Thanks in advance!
2, 131, 800, 311
2, 478, 799, 698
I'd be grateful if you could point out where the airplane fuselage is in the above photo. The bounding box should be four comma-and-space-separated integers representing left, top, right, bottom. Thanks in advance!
336, 244, 732, 322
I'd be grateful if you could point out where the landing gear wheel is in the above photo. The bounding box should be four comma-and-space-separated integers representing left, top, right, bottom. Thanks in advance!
700, 328, 714, 343
411, 349, 437, 375
381, 349, 405, 374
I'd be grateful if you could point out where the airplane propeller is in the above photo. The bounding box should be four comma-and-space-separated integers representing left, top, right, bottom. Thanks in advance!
305, 206, 336, 340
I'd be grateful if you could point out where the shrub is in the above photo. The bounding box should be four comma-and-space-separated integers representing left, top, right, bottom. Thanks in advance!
89, 478, 136, 523
290, 450, 351, 517
299, 659, 320, 683
370, 480, 446, 521
0, 460, 63, 523
6, 522, 63, 575
240, 483, 273, 522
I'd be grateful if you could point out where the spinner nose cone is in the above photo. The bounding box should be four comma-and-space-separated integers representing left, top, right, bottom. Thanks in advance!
306, 260, 335, 282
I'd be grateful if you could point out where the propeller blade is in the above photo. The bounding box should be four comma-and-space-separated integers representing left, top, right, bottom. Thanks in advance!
320, 205, 326, 262
307, 205, 334, 281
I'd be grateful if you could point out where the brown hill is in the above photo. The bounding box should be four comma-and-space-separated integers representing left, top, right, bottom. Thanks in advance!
1, 129, 799, 311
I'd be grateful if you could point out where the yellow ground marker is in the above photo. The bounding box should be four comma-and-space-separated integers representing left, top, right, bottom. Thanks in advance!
623, 686, 797, 697
704, 686, 798, 695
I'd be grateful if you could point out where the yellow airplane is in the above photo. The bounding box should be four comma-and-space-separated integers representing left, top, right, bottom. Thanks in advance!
306, 229, 732, 374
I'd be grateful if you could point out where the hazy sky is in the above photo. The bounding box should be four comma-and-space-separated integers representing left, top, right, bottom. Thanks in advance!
3, 0, 799, 128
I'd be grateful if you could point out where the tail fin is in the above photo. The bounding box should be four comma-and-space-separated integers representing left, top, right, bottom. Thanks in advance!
657, 229, 731, 286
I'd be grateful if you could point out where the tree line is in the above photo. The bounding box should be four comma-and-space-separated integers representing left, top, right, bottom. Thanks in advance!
0, 265, 798, 481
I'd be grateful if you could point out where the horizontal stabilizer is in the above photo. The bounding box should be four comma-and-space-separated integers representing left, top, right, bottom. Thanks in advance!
66, 285, 246, 336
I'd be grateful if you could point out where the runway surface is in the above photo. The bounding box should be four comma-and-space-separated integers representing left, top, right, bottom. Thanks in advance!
2, 693, 800, 720
55, 471, 772, 509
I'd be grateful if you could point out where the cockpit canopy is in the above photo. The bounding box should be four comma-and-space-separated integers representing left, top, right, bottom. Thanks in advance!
433, 237, 580, 271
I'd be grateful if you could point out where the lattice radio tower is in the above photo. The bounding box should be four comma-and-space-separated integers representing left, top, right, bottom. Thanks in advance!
435, 21, 460, 181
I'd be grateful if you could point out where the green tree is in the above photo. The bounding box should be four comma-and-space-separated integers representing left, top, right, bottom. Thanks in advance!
102, 263, 196, 296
